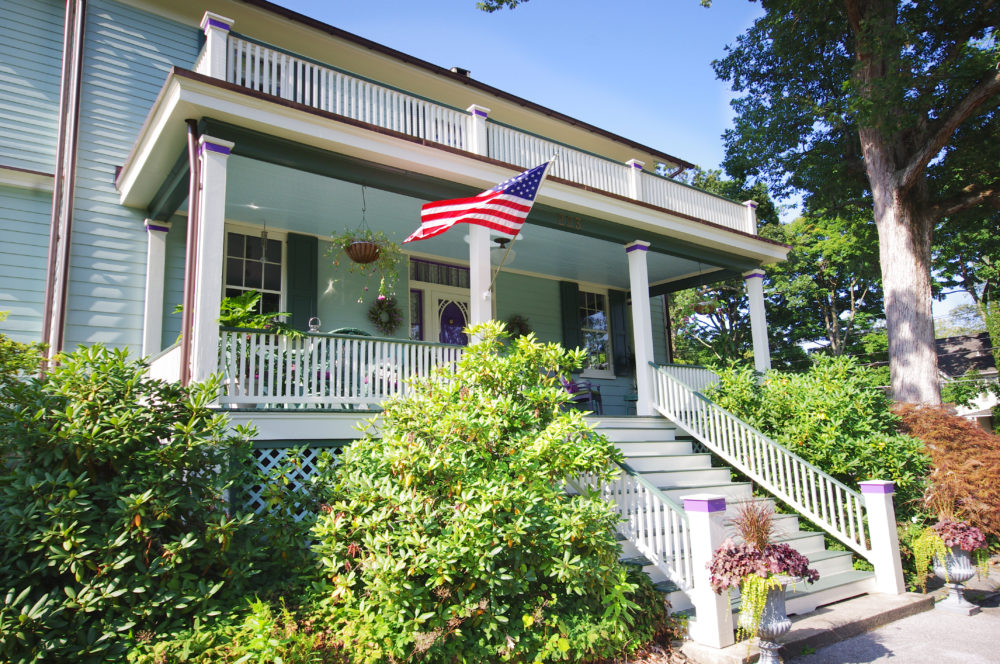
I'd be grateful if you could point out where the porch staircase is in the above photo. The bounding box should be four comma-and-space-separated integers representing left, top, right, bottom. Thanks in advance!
591, 416, 876, 622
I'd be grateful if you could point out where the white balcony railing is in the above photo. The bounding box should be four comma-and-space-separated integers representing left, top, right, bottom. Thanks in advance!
220, 35, 753, 235
217, 327, 463, 408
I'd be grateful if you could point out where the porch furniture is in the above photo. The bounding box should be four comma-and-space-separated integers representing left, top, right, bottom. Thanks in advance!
562, 378, 603, 414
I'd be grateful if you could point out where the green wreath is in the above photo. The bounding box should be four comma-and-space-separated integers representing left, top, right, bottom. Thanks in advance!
367, 295, 403, 336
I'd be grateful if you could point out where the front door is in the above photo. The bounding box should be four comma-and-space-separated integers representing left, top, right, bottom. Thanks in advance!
436, 297, 469, 345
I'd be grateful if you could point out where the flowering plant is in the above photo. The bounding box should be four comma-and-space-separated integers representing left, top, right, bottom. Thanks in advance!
912, 517, 989, 592
708, 502, 818, 642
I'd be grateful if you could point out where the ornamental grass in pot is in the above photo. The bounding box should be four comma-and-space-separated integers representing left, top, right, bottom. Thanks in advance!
709, 502, 819, 663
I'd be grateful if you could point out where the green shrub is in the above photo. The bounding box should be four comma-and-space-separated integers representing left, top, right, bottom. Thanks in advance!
0, 313, 44, 384
308, 322, 660, 663
0, 346, 261, 663
707, 356, 930, 518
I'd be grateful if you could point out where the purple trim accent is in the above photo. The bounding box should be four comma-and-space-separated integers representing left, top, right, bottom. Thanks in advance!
472, 109, 488, 117
629, 162, 643, 169
743, 270, 765, 281
625, 244, 649, 253
860, 480, 895, 495
198, 141, 231, 157
684, 497, 727, 513
205, 18, 231, 31
145, 223, 171, 233
744, 201, 759, 209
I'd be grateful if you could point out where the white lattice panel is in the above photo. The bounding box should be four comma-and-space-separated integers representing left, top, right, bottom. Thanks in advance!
245, 445, 343, 516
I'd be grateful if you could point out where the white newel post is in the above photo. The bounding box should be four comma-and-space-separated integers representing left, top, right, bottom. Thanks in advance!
742, 198, 758, 235
466, 105, 490, 155
860, 480, 906, 594
190, 136, 234, 383
683, 494, 735, 649
626, 241, 655, 416
142, 220, 170, 357
742, 268, 772, 372
197, 12, 234, 78
625, 159, 644, 200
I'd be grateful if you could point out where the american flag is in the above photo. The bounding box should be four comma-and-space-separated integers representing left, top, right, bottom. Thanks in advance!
403, 160, 552, 243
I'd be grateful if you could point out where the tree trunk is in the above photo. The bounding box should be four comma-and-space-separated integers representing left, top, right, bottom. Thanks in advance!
867, 152, 941, 404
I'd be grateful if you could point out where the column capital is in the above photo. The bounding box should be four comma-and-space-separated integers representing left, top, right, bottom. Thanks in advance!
742, 199, 759, 209
198, 135, 235, 157
625, 158, 645, 170
144, 219, 172, 233
200, 11, 234, 34
742, 268, 766, 280
466, 104, 491, 117
625, 240, 650, 253
860, 480, 896, 495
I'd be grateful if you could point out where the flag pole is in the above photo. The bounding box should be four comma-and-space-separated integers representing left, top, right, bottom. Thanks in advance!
487, 155, 557, 294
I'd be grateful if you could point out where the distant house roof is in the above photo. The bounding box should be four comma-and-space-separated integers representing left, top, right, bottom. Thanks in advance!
936, 332, 997, 378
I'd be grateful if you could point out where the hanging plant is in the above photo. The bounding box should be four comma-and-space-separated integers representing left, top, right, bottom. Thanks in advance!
367, 293, 403, 336
328, 186, 404, 302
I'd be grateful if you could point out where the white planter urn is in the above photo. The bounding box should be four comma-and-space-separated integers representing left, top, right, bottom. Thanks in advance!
933, 546, 980, 615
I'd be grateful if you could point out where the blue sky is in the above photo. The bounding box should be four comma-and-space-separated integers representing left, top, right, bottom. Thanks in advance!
277, 0, 763, 172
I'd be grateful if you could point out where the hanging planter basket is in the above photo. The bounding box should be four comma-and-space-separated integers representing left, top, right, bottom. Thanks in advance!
345, 241, 381, 264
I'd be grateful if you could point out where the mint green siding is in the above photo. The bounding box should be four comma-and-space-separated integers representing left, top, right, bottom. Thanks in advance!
316, 248, 411, 337
159, 217, 187, 350
495, 272, 562, 343
64, 0, 200, 352
0, 0, 63, 173
0, 186, 53, 342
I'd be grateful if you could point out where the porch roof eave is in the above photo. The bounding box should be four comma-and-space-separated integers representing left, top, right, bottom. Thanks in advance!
115, 68, 790, 270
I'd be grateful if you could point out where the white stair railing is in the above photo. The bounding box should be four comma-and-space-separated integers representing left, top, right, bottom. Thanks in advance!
658, 363, 720, 394
648, 363, 873, 558
218, 327, 463, 408
578, 464, 695, 591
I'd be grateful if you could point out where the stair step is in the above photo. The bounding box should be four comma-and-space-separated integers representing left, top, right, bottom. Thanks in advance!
589, 416, 676, 430
660, 482, 753, 503
644, 467, 733, 487
615, 440, 693, 455
622, 453, 714, 471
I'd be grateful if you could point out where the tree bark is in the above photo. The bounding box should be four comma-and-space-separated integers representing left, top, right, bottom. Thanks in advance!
865, 140, 941, 404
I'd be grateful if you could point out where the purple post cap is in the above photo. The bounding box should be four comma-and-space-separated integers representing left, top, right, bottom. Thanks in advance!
860, 480, 895, 495
683, 495, 727, 513
200, 12, 234, 32
626, 159, 645, 170
625, 240, 650, 253
198, 137, 234, 157
466, 104, 490, 117
742, 269, 765, 281
145, 222, 171, 233
743, 200, 759, 209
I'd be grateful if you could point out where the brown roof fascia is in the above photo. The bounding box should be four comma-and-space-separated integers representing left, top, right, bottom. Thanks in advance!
237, 0, 697, 172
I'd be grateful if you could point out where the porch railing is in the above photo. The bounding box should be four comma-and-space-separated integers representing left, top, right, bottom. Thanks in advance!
220, 35, 752, 236
658, 362, 720, 394
217, 327, 463, 408
648, 363, 874, 558
578, 464, 695, 591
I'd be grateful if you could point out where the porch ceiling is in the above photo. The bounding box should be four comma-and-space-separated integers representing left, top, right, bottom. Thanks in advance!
224, 156, 720, 290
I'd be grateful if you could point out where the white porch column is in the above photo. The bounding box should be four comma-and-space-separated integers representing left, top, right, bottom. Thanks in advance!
742, 268, 771, 372
190, 135, 234, 382
142, 220, 170, 357
625, 159, 644, 200
860, 481, 906, 595
197, 12, 234, 78
626, 241, 655, 416
466, 104, 490, 155
468, 224, 492, 331
683, 494, 736, 649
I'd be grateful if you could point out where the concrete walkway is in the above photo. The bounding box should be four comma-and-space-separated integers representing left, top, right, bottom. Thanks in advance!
789, 569, 1000, 663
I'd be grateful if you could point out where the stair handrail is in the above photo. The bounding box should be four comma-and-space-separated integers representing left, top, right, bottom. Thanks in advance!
578, 462, 695, 591
648, 363, 873, 558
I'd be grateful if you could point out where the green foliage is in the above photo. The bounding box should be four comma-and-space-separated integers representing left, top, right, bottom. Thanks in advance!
0, 346, 266, 663
0, 312, 45, 382
308, 322, 662, 662
328, 227, 404, 303
707, 356, 930, 516
175, 291, 302, 335
940, 370, 1000, 409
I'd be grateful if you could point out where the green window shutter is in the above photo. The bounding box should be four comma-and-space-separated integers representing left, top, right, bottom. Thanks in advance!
286, 233, 318, 330
559, 281, 581, 350
609, 289, 631, 377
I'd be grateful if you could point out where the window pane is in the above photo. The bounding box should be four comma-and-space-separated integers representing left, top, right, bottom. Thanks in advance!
410, 289, 423, 340
226, 258, 243, 286
244, 260, 263, 289
227, 232, 244, 258
260, 292, 280, 314
245, 235, 263, 261
264, 263, 281, 291
265, 238, 282, 262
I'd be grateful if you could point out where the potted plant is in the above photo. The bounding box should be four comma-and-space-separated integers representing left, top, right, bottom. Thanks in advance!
328, 227, 404, 303
709, 502, 819, 663
912, 516, 989, 613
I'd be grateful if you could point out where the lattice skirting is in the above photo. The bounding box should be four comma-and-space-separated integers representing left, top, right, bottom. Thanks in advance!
243, 441, 349, 516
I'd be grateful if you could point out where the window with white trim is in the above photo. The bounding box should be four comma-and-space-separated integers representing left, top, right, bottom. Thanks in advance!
579, 290, 613, 376
224, 230, 284, 313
